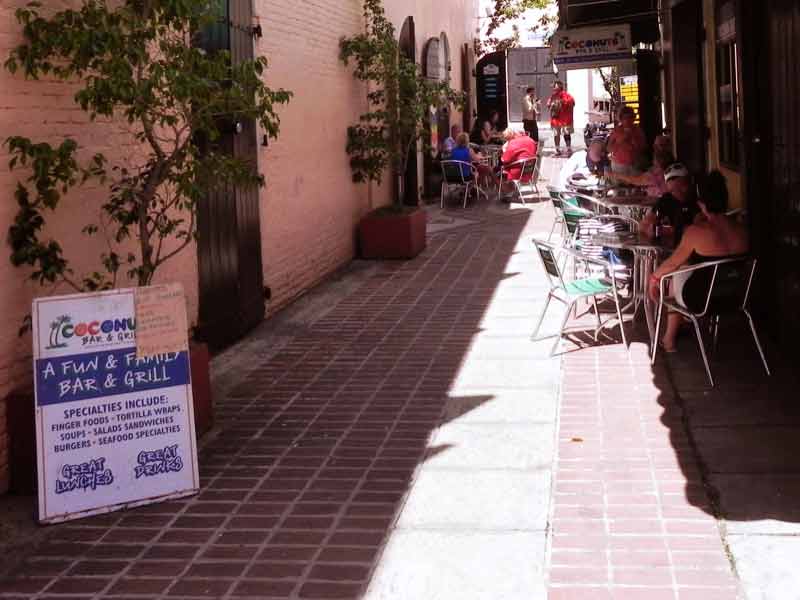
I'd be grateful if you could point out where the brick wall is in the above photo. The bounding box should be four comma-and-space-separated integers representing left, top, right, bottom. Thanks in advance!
0, 1, 199, 489
255, 0, 478, 314
0, 0, 477, 492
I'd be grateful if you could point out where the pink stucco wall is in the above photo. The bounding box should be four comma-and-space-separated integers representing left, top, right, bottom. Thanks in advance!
253, 0, 478, 311
0, 0, 478, 492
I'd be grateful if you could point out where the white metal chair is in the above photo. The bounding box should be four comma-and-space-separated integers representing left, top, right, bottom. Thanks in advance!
532, 239, 628, 356
440, 160, 485, 208
498, 157, 538, 204
651, 256, 770, 386
546, 186, 568, 241
571, 192, 612, 215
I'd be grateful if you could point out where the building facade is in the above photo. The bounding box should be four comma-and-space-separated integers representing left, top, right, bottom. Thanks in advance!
0, 0, 479, 493
557, 0, 800, 351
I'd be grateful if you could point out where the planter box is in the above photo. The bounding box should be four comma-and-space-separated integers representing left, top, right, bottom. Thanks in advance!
358, 207, 427, 259
5, 343, 213, 495
189, 341, 213, 437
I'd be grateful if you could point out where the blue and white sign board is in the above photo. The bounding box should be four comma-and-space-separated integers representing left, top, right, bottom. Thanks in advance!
33, 287, 199, 524
551, 24, 633, 71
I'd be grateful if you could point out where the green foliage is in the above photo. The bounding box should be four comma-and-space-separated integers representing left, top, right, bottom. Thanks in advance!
4, 0, 291, 291
598, 67, 622, 117
339, 0, 465, 203
476, 0, 557, 56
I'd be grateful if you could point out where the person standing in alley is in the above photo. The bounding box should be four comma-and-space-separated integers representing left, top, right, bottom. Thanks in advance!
547, 80, 575, 156
521, 87, 540, 141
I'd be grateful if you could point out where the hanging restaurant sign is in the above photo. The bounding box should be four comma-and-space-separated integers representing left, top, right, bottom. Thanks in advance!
550, 24, 633, 71
32, 285, 199, 524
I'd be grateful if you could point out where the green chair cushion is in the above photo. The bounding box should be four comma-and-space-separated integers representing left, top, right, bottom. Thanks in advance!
566, 277, 611, 296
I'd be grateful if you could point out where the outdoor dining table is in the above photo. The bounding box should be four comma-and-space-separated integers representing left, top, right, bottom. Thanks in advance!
591, 231, 674, 346
480, 144, 503, 169
594, 194, 657, 221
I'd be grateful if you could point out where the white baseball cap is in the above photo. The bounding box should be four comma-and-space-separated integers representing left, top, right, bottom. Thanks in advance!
664, 163, 689, 182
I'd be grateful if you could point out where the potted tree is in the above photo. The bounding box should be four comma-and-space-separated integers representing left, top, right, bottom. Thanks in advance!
339, 0, 465, 259
3, 0, 291, 451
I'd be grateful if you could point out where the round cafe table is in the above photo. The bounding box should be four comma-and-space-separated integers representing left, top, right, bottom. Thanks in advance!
595, 194, 657, 221
591, 232, 673, 348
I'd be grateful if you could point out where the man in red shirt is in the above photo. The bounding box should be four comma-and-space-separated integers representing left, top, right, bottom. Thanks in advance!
547, 80, 575, 156
499, 129, 538, 198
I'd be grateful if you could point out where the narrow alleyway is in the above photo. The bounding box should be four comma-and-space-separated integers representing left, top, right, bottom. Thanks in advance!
1, 153, 795, 600
0, 157, 563, 599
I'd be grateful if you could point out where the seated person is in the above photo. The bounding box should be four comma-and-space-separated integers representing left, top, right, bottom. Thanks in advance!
469, 117, 484, 145
648, 170, 748, 352
450, 132, 495, 188
440, 124, 461, 157
469, 110, 503, 145
610, 135, 674, 197
557, 135, 610, 190
640, 163, 699, 244
498, 129, 537, 196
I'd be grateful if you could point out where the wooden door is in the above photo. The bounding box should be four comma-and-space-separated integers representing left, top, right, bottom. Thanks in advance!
196, 0, 265, 349
399, 17, 419, 206
762, 0, 800, 345
740, 0, 800, 347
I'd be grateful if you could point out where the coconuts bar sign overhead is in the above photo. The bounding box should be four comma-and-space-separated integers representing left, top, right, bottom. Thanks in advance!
32, 285, 199, 524
551, 24, 633, 71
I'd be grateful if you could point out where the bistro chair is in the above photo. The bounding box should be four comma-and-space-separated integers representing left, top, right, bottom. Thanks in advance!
651, 256, 770, 387
499, 157, 538, 204
571, 192, 611, 215
532, 239, 628, 356
440, 160, 486, 208
546, 186, 568, 241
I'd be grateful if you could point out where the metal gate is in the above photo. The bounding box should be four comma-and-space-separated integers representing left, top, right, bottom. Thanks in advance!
196, 0, 265, 350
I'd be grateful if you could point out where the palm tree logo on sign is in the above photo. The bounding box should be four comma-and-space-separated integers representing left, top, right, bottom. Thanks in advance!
46, 315, 71, 350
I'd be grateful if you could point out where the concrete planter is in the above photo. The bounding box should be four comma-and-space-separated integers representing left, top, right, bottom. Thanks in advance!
4, 342, 213, 495
358, 207, 427, 259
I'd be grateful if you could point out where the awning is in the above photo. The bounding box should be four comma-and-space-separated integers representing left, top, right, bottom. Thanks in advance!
558, 0, 660, 44
550, 24, 634, 71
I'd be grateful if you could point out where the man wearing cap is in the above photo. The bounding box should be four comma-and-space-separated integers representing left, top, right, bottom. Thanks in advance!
641, 163, 699, 242
558, 135, 609, 190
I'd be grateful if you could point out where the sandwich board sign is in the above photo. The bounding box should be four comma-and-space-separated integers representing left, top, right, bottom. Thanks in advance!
32, 284, 199, 524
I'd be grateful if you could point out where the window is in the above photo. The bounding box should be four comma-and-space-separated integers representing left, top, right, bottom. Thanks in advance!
715, 0, 740, 168
195, 0, 229, 54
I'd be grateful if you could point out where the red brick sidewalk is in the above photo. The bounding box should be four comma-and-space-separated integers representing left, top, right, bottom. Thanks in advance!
0, 206, 537, 600
549, 340, 741, 600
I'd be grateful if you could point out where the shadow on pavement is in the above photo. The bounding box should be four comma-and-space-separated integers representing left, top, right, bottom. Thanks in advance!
0, 206, 540, 600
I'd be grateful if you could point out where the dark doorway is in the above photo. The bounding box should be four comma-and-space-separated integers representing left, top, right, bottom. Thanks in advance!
475, 52, 508, 132
399, 17, 419, 206
635, 49, 662, 151
671, 0, 707, 174
422, 35, 450, 199
195, 0, 265, 350
741, 0, 800, 347
461, 43, 473, 133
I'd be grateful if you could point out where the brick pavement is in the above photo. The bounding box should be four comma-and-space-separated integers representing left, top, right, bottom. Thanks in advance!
0, 181, 556, 599
3, 149, 781, 600
549, 338, 742, 600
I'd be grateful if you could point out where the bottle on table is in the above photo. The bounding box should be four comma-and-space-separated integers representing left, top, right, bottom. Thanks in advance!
653, 206, 662, 241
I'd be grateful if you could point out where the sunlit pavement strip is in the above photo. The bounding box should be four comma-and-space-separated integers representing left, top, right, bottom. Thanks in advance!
365, 181, 563, 600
